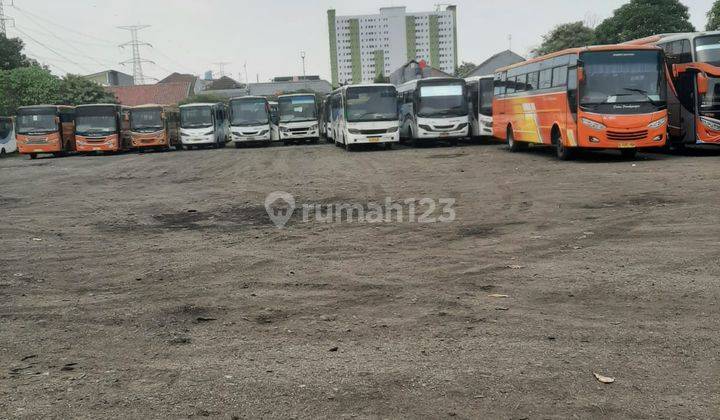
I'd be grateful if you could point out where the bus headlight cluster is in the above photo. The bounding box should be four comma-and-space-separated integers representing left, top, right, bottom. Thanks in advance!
310, 124, 318, 131
419, 124, 433, 131
280, 126, 289, 133
581, 118, 605, 131
348, 128, 362, 134
647, 117, 667, 129
700, 116, 720, 131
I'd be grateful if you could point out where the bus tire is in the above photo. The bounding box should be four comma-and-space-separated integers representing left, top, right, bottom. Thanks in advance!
29, 153, 37, 160
620, 148, 637, 159
345, 142, 354, 152
384, 143, 393, 150
0, 148, 5, 158
507, 127, 525, 152
553, 127, 573, 160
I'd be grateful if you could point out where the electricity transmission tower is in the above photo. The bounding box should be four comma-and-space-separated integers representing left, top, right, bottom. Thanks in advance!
1, 1, 16, 36
212, 62, 230, 78
118, 25, 153, 85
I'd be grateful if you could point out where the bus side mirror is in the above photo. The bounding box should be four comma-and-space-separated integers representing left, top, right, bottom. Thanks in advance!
577, 68, 585, 83
160, 112, 166, 120
698, 73, 709, 95
124, 114, 129, 122
54, 116, 60, 124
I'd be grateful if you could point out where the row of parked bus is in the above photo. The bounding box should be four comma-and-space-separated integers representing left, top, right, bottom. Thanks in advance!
10, 93, 324, 158
8, 31, 719, 160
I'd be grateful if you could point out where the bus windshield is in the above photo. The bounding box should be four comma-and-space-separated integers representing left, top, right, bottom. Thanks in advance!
699, 77, 720, 114
279, 96, 317, 123
181, 107, 213, 128
580, 50, 665, 108
695, 35, 720, 66
131, 109, 163, 132
346, 86, 398, 122
16, 110, 57, 135
479, 78, 494, 116
76, 109, 117, 136
418, 83, 468, 118
230, 99, 268, 126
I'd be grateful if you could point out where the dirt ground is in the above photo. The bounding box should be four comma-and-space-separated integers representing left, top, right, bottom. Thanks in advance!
0, 141, 718, 419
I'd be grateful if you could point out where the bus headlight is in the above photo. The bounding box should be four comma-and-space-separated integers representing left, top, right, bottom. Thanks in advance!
310, 124, 318, 131
581, 118, 605, 130
386, 126, 399, 133
280, 126, 289, 133
647, 117, 667, 129
700, 116, 720, 131
348, 128, 362, 134
419, 124, 433, 131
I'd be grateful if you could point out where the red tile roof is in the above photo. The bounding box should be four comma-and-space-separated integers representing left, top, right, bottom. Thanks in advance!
106, 82, 191, 106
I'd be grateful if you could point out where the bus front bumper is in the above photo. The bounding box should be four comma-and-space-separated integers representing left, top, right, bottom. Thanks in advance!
346, 131, 400, 145
132, 132, 168, 148
16, 133, 62, 154
76, 135, 120, 152
575, 126, 666, 149
232, 132, 271, 143
181, 135, 215, 145
696, 116, 720, 144
279, 128, 318, 140
416, 125, 469, 140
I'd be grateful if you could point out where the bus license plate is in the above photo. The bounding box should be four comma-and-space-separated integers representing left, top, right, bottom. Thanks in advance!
618, 143, 636, 148
439, 132, 449, 137
368, 137, 380, 143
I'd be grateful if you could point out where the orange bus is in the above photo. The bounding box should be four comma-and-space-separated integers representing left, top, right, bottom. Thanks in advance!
129, 104, 180, 151
626, 32, 720, 149
493, 45, 668, 160
75, 104, 131, 153
15, 105, 76, 159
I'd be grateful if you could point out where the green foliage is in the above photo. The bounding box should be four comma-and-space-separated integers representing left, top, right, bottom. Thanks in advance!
58, 74, 117, 105
594, 0, 695, 44
0, 67, 60, 115
374, 74, 390, 83
532, 22, 595, 57
179, 93, 226, 105
0, 34, 39, 71
708, 0, 720, 31
454, 61, 477, 78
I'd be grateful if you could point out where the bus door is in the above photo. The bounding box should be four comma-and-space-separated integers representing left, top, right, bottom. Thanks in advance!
566, 65, 579, 144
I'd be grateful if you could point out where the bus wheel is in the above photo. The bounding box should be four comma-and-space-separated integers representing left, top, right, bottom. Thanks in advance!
29, 153, 37, 160
0, 149, 5, 158
554, 130, 574, 161
621, 149, 637, 159
507, 127, 525, 152
345, 141, 354, 152
384, 143, 393, 150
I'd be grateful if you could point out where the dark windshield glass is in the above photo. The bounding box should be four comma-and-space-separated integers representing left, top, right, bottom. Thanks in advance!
278, 96, 317, 122
180, 107, 213, 128
700, 77, 720, 113
230, 99, 268, 125
0, 120, 12, 139
479, 78, 494, 116
418, 83, 468, 118
580, 50, 665, 106
696, 35, 720, 66
131, 109, 163, 132
76, 114, 116, 135
16, 112, 56, 134
346, 86, 398, 122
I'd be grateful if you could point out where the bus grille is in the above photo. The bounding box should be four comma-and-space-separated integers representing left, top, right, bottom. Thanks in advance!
360, 129, 387, 135
607, 130, 648, 141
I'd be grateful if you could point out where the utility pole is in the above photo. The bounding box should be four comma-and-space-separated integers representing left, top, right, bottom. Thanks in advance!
118, 25, 153, 85
212, 62, 230, 78
508, 34, 512, 51
300, 51, 306, 80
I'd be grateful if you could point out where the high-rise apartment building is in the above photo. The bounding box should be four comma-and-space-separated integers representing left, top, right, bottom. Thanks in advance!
327, 6, 458, 86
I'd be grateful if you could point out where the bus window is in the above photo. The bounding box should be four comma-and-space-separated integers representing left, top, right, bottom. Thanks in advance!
539, 69, 553, 89
552, 67, 568, 87
516, 74, 527, 92
506, 77, 516, 94
494, 74, 506, 96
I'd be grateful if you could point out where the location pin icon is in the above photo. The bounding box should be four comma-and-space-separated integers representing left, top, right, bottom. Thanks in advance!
265, 191, 296, 228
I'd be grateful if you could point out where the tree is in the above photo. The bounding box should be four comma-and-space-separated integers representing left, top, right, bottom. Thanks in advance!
454, 61, 476, 78
0, 34, 39, 71
708, 0, 720, 30
58, 74, 117, 105
594, 0, 695, 44
374, 74, 390, 83
532, 22, 595, 57
0, 67, 61, 115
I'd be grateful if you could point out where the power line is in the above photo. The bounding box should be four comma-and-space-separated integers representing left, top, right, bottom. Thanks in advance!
11, 3, 117, 46
118, 25, 153, 85
13, 27, 90, 73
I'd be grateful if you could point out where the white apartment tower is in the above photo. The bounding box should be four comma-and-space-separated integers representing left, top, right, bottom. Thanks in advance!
327, 6, 458, 86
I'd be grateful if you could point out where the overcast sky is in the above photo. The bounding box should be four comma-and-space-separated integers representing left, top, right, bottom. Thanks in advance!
4, 0, 713, 82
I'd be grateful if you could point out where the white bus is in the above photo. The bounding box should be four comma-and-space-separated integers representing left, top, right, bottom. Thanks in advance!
329, 84, 399, 151
0, 117, 16, 157
179, 103, 229, 150
398, 77, 470, 146
277, 94, 319, 145
229, 96, 273, 147
465, 75, 495, 138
